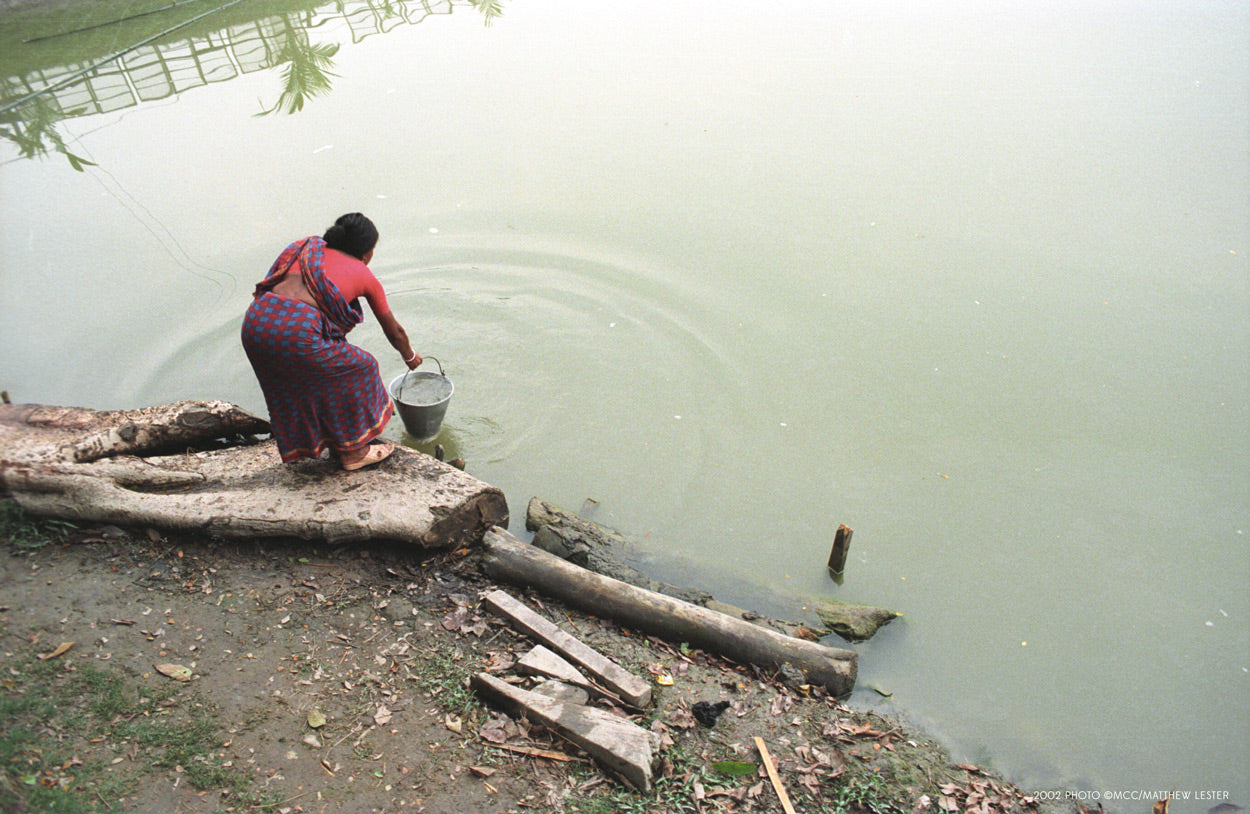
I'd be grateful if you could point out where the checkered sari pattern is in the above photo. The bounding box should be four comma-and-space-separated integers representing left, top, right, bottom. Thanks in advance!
242, 238, 393, 462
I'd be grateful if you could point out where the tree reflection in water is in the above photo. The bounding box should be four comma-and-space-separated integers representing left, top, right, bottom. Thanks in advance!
254, 22, 340, 117
0, 0, 505, 165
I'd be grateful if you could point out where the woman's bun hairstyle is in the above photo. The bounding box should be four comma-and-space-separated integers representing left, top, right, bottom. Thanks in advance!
323, 212, 379, 261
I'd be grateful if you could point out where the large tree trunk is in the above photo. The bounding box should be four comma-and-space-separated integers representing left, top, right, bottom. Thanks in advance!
0, 401, 508, 549
479, 527, 857, 696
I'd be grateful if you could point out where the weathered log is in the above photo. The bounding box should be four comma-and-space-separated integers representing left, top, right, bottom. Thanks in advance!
479, 528, 857, 696
0, 401, 508, 549
531, 498, 894, 644
471, 672, 660, 792
0, 401, 269, 463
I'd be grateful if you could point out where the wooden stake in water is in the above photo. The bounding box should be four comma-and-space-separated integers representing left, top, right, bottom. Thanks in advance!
827, 524, 853, 575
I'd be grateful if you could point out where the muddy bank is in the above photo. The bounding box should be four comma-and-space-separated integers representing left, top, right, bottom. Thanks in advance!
0, 506, 1065, 814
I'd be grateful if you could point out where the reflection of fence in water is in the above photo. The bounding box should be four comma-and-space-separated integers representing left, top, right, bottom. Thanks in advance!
2, 0, 454, 119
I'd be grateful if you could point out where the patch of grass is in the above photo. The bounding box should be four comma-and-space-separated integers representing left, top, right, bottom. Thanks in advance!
565, 742, 704, 814
0, 655, 276, 811
408, 640, 482, 719
0, 499, 71, 550
820, 769, 904, 814
560, 735, 916, 814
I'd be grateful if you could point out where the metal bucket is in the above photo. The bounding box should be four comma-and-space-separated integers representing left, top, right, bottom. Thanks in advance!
389, 357, 453, 441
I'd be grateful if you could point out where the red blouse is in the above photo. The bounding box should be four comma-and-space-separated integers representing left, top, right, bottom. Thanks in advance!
323, 248, 390, 318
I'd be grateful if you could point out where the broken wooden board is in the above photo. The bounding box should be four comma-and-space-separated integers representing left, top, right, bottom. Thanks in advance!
480, 527, 857, 695
471, 672, 659, 792
482, 589, 652, 708
517, 645, 592, 688
0, 401, 508, 549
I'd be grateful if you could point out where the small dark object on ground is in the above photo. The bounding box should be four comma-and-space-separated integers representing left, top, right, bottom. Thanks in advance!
692, 700, 731, 727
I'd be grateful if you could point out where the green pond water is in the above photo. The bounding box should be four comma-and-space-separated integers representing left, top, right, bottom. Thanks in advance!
2, 0, 1247, 806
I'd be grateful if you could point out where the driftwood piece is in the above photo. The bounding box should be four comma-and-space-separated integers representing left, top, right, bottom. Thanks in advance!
480, 528, 858, 696
471, 672, 659, 792
0, 401, 269, 463
0, 401, 508, 549
483, 590, 652, 708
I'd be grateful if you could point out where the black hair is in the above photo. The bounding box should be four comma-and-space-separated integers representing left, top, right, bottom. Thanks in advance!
323, 213, 379, 260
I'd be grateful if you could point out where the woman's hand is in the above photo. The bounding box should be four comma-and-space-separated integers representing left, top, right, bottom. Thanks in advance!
377, 311, 421, 369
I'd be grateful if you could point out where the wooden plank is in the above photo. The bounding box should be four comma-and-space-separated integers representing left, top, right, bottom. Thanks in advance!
482, 589, 652, 707
530, 680, 590, 706
471, 672, 658, 792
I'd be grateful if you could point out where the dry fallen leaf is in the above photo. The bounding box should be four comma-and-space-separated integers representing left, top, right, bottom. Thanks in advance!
445, 714, 463, 734
154, 663, 192, 681
37, 642, 74, 661
307, 709, 326, 729
479, 723, 508, 744
374, 705, 393, 726
441, 607, 469, 631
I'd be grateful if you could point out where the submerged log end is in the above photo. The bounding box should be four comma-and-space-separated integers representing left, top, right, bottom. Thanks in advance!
813, 600, 899, 642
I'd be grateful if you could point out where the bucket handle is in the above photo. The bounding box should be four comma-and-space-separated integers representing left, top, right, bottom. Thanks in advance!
397, 356, 444, 401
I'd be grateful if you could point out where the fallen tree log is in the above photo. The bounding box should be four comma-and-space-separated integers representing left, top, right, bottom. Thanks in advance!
528, 497, 898, 644
0, 401, 508, 549
479, 527, 857, 696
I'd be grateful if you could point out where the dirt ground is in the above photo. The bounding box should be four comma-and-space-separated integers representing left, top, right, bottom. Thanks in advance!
0, 512, 1055, 814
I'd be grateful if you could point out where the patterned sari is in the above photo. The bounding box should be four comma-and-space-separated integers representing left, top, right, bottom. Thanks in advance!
241, 237, 394, 462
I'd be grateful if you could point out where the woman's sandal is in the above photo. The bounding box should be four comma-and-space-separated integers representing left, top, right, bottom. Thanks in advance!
342, 442, 395, 472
